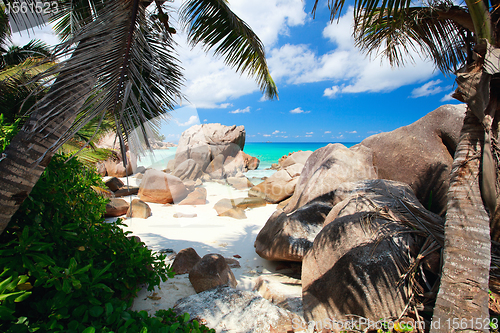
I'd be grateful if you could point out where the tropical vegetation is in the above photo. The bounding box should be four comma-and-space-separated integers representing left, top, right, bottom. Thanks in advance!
313, 0, 500, 327
0, 146, 213, 332
0, 0, 277, 235
0, 0, 276, 331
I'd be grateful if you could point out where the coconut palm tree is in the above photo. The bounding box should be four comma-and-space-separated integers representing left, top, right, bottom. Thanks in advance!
1, 39, 54, 124
0, 0, 277, 234
313, 0, 499, 327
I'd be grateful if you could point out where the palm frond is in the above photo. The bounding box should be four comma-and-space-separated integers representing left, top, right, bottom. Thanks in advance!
59, 139, 114, 166
0, 4, 11, 55
0, 57, 54, 79
354, 6, 468, 73
180, 0, 278, 100
23, 0, 184, 162
2, 39, 51, 68
312, 0, 412, 23
49, 0, 105, 41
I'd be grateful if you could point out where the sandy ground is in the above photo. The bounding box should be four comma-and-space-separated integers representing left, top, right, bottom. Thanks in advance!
106, 176, 284, 315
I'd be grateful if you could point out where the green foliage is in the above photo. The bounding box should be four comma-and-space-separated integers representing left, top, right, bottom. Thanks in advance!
0, 154, 210, 332
0, 113, 21, 153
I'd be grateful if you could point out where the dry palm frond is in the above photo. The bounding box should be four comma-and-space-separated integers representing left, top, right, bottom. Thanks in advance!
350, 182, 445, 320
91, 185, 114, 199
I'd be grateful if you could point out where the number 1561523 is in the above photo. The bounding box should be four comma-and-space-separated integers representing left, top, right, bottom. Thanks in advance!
4, 1, 59, 15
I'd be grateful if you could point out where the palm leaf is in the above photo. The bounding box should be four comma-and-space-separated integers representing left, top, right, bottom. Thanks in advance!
354, 6, 468, 73
23, 0, 184, 162
0, 4, 11, 55
2, 39, 52, 68
59, 139, 114, 166
49, 0, 104, 41
0, 57, 54, 80
312, 0, 412, 23
180, 0, 278, 100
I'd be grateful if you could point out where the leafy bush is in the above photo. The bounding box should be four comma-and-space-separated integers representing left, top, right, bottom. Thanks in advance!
0, 114, 21, 153
0, 154, 212, 332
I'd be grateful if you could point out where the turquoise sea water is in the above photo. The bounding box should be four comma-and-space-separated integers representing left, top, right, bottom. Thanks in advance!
244, 142, 357, 169
136, 142, 358, 177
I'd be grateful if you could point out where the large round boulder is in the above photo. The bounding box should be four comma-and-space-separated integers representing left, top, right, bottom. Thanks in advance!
173, 286, 304, 333
138, 169, 188, 204
254, 201, 332, 262
279, 150, 313, 169
249, 163, 303, 204
223, 151, 246, 177
254, 144, 377, 262
172, 159, 201, 181
105, 198, 129, 217
126, 199, 151, 219
188, 254, 237, 293
359, 104, 466, 215
302, 179, 443, 322
171, 247, 202, 275
174, 124, 245, 171
284, 143, 377, 213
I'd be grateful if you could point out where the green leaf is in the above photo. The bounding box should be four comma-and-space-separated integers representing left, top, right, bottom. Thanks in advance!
89, 305, 104, 317
62, 279, 72, 294
14, 291, 31, 302
82, 328, 96, 333
68, 257, 78, 273
0, 305, 16, 321
105, 302, 113, 317
73, 263, 92, 275
0, 290, 25, 301
29, 253, 56, 267
73, 305, 88, 317
0, 276, 14, 293
68, 320, 79, 330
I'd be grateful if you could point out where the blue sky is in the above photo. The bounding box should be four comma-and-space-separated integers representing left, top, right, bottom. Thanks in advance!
10, 0, 462, 143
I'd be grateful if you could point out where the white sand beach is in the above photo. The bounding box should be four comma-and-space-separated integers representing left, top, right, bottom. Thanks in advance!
106, 176, 289, 315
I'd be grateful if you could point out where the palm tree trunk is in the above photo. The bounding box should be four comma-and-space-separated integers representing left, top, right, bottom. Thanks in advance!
431, 109, 491, 332
0, 52, 97, 235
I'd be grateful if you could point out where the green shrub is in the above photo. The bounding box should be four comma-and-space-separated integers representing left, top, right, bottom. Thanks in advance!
0, 114, 21, 153
0, 154, 211, 332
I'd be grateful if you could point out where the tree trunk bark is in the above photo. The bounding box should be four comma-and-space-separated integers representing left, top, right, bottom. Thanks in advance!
0, 52, 97, 235
431, 109, 491, 332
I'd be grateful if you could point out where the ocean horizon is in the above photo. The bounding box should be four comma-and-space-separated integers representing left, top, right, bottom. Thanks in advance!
136, 141, 359, 176
243, 142, 358, 170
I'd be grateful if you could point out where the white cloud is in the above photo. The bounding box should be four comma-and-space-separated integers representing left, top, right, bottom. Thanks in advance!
441, 92, 455, 102
346, 130, 357, 134
411, 80, 445, 98
290, 107, 310, 114
228, 0, 307, 47
324, 131, 332, 134
306, 132, 314, 135
263, 134, 271, 137
219, 103, 233, 109
11, 23, 60, 47
272, 130, 281, 134
229, 106, 251, 114
324, 86, 340, 98
268, 7, 437, 95
172, 0, 307, 108
175, 115, 199, 127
